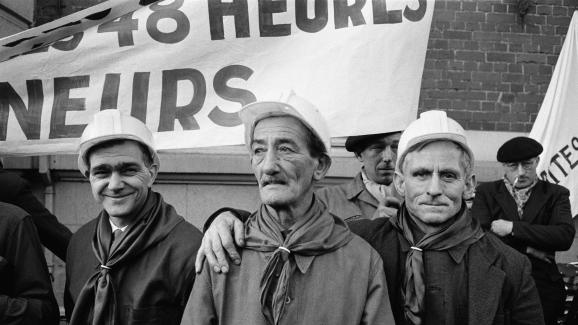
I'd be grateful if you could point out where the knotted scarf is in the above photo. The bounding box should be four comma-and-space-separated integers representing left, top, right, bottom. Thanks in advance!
69, 191, 183, 325
390, 204, 484, 325
244, 197, 352, 325
503, 177, 537, 219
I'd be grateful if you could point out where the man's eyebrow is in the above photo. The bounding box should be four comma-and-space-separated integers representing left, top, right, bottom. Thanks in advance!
91, 162, 140, 172
275, 138, 298, 146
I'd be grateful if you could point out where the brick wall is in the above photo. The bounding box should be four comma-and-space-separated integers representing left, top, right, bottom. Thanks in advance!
420, 0, 577, 132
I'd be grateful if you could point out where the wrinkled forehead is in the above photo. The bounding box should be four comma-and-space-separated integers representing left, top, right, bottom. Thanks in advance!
403, 141, 467, 171
251, 116, 310, 144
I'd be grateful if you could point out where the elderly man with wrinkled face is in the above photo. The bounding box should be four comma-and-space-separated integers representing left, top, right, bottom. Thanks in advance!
196, 110, 545, 325
180, 94, 393, 325
472, 137, 574, 325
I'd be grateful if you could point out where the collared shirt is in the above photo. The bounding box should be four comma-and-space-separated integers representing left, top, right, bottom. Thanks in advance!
109, 219, 129, 233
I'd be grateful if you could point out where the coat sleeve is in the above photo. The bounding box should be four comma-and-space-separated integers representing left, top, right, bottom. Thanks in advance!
470, 186, 494, 231
512, 187, 575, 251
203, 207, 251, 232
361, 250, 395, 325
0, 215, 60, 325
179, 263, 217, 325
8, 176, 72, 261
510, 256, 545, 325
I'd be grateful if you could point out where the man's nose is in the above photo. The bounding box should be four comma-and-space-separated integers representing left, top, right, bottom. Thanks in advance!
261, 149, 280, 174
426, 174, 443, 196
381, 146, 394, 162
108, 172, 124, 190
517, 164, 527, 175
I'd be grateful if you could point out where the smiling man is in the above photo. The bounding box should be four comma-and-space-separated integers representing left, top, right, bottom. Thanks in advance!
64, 110, 202, 325
180, 93, 393, 325
471, 137, 574, 325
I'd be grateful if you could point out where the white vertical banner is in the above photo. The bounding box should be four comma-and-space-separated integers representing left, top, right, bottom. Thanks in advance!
530, 11, 578, 217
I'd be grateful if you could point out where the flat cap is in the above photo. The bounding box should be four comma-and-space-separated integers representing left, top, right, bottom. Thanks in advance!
345, 131, 401, 153
497, 137, 543, 163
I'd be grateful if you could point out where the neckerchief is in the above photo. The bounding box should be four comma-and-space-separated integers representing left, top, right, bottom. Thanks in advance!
244, 197, 352, 325
503, 177, 537, 219
390, 203, 484, 325
361, 169, 394, 202
69, 191, 183, 325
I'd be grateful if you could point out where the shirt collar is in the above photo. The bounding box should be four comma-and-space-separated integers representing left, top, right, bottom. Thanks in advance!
109, 218, 129, 232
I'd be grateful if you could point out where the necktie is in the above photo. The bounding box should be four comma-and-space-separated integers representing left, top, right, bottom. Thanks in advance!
111, 229, 123, 247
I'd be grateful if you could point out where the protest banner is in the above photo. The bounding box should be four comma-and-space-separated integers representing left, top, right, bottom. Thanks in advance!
530, 11, 578, 217
0, 0, 434, 155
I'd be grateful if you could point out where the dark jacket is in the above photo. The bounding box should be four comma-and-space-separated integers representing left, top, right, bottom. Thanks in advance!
0, 202, 60, 325
65, 200, 202, 325
0, 169, 72, 261
316, 172, 402, 221
471, 180, 575, 283
349, 217, 544, 325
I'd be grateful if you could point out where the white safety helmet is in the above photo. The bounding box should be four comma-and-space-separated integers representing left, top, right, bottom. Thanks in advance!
77, 110, 159, 176
239, 91, 331, 154
396, 110, 473, 171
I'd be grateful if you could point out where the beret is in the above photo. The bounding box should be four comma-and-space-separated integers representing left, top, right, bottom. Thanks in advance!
345, 132, 400, 153
497, 137, 543, 163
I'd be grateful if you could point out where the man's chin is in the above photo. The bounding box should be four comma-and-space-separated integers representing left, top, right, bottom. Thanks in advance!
374, 175, 394, 186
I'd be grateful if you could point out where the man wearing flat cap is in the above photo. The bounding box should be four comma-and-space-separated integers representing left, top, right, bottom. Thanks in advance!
316, 131, 404, 221
472, 136, 575, 325
64, 110, 202, 325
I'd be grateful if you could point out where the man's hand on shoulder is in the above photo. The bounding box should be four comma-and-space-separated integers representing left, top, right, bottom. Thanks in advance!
490, 219, 513, 237
375, 197, 400, 219
195, 211, 246, 274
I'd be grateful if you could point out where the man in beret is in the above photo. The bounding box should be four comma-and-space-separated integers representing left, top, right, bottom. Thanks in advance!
315, 131, 404, 221
471, 136, 575, 325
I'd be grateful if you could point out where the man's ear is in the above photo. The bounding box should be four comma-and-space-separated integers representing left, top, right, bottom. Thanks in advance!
393, 171, 405, 196
147, 164, 159, 187
313, 154, 332, 181
463, 173, 476, 200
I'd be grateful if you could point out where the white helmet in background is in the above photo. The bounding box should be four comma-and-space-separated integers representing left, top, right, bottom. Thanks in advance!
396, 110, 473, 171
77, 110, 159, 176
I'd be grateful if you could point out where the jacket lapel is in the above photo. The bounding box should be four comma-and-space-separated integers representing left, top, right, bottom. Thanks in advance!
346, 173, 379, 207
468, 240, 505, 325
521, 181, 547, 223
493, 182, 519, 221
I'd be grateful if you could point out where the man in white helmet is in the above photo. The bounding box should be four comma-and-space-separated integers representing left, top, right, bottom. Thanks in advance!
64, 110, 202, 325
180, 93, 393, 325
196, 110, 544, 325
